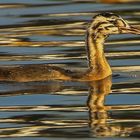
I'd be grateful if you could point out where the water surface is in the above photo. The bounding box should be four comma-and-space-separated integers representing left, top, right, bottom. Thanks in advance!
0, 0, 139, 139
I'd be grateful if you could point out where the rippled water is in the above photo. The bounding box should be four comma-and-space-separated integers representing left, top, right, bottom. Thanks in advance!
0, 0, 139, 139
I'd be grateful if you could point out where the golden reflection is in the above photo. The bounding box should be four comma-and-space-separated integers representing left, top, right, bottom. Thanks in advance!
99, 0, 140, 3
0, 22, 85, 35
0, 4, 25, 9
1, 39, 140, 47
87, 76, 112, 137
0, 1, 139, 138
87, 76, 140, 137
0, 52, 140, 61
0, 76, 139, 137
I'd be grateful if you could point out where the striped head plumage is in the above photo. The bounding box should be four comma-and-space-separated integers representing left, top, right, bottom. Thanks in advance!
88, 12, 140, 40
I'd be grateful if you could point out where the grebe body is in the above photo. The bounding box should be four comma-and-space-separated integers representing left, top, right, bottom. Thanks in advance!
0, 13, 140, 82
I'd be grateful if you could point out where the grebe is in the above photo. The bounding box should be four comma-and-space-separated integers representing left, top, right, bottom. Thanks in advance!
0, 13, 140, 82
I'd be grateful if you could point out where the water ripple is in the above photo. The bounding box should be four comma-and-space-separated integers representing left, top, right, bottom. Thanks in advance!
0, 0, 139, 139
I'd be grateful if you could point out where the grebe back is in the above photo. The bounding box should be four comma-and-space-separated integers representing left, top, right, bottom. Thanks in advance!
0, 12, 140, 82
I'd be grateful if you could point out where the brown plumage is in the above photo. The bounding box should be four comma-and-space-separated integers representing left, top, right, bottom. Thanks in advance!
0, 12, 140, 82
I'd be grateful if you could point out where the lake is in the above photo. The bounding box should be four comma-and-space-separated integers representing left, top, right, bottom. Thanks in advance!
0, 0, 139, 139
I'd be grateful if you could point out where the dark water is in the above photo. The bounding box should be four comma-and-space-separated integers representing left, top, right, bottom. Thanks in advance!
0, 0, 139, 139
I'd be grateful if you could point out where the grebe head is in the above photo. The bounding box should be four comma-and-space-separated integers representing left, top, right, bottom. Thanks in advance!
88, 12, 140, 39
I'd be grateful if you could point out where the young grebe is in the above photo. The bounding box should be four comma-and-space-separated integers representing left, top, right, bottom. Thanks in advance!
0, 13, 140, 82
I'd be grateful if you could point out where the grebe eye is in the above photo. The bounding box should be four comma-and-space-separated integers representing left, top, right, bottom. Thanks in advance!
110, 20, 115, 24
108, 19, 115, 24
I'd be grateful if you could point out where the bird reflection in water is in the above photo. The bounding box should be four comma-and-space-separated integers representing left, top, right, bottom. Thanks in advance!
88, 76, 118, 137
0, 76, 139, 137
0, 13, 140, 82
87, 76, 139, 137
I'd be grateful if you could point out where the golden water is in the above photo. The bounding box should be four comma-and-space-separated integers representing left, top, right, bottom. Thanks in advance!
0, 0, 139, 139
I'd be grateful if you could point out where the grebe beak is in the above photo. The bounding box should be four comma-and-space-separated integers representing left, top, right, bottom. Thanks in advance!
120, 26, 140, 35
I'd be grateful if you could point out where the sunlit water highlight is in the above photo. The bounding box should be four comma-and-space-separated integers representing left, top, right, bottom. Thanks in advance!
0, 0, 139, 139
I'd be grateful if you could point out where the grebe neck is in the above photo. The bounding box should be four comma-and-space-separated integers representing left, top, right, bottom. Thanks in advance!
86, 30, 111, 75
